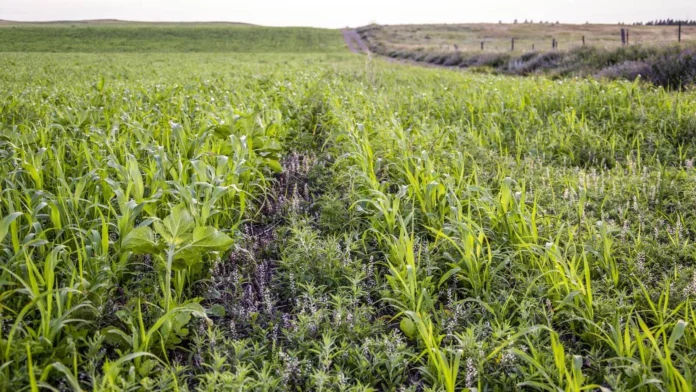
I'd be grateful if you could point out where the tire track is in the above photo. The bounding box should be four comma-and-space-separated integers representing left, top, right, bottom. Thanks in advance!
342, 28, 369, 54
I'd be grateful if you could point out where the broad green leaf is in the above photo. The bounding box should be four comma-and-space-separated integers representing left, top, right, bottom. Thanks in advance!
177, 302, 208, 319
137, 358, 158, 378
400, 317, 417, 340
121, 226, 160, 254
208, 304, 226, 318
101, 327, 132, 349
213, 124, 234, 139
668, 319, 687, 350
264, 158, 282, 173
191, 226, 234, 250
171, 258, 189, 271
105, 352, 162, 380
160, 311, 192, 344
173, 226, 233, 266
155, 204, 194, 244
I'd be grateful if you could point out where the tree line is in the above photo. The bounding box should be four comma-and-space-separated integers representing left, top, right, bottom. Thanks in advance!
637, 20, 696, 26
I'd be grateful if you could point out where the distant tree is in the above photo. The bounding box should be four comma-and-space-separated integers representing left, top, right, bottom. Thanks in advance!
643, 19, 696, 26
514, 19, 518, 24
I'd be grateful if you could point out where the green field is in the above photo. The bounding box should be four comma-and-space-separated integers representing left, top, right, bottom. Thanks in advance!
1, 25, 696, 391
0, 25, 345, 52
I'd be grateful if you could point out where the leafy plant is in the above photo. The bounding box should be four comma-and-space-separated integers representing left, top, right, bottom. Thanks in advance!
121, 204, 234, 312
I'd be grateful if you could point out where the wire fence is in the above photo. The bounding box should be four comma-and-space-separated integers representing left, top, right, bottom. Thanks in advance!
388, 25, 696, 54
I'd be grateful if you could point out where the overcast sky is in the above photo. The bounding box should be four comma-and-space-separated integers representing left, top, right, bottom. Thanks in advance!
1, 0, 693, 28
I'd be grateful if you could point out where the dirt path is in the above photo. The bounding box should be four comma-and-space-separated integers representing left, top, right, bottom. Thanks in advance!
342, 28, 369, 54
342, 28, 464, 72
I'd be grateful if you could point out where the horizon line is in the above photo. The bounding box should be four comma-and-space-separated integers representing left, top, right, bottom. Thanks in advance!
0, 18, 675, 28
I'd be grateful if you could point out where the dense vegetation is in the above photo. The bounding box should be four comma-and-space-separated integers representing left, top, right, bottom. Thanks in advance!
366, 36, 696, 89
0, 26, 345, 52
1, 30, 696, 391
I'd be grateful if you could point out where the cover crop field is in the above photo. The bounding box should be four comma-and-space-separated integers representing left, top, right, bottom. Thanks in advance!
1, 26, 696, 391
0, 24, 345, 52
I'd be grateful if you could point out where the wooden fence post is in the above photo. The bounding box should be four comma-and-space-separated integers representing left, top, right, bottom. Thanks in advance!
679, 22, 682, 43
511, 38, 515, 51
481, 41, 484, 50
626, 29, 629, 45
552, 38, 555, 50
582, 35, 585, 46
532, 44, 535, 50
621, 28, 625, 45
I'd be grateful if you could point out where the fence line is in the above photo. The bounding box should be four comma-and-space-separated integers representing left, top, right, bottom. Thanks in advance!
429, 25, 693, 53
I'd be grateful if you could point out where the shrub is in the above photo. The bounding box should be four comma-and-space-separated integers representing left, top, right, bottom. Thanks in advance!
458, 53, 510, 68
512, 51, 563, 74
646, 49, 696, 89
519, 51, 539, 62
596, 61, 651, 81
442, 53, 463, 66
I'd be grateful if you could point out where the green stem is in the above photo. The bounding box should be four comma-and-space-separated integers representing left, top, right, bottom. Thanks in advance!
165, 244, 174, 313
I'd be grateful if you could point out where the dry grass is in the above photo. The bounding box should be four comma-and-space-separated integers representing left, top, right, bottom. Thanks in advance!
361, 23, 696, 53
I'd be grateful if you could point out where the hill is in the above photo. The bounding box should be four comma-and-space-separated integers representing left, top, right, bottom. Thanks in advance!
0, 19, 255, 26
359, 22, 694, 54
0, 23, 345, 52
357, 23, 696, 88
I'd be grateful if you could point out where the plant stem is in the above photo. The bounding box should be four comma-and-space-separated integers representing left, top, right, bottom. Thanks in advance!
165, 244, 175, 313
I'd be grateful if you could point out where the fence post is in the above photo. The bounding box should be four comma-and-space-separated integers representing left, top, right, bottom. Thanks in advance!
679, 22, 682, 43
532, 43, 535, 50
626, 29, 629, 45
511, 38, 515, 51
552, 38, 555, 50
582, 35, 585, 46
621, 28, 625, 45
481, 41, 484, 50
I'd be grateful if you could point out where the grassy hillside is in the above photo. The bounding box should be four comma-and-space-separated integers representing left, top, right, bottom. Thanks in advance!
0, 24, 345, 52
359, 23, 696, 88
360, 23, 696, 53
0, 19, 255, 26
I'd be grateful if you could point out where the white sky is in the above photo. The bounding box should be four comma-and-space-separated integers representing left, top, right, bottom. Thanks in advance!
1, 0, 693, 28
